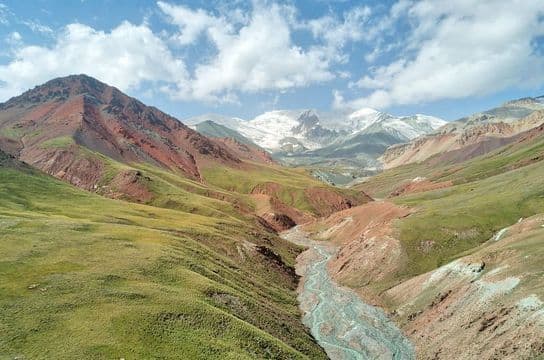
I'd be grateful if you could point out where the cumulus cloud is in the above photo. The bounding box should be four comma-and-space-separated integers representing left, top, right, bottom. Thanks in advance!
159, 1, 340, 102
157, 1, 232, 46
341, 0, 544, 109
192, 4, 334, 100
0, 21, 189, 101
289, 5, 374, 70
304, 5, 371, 60
0, 1, 368, 104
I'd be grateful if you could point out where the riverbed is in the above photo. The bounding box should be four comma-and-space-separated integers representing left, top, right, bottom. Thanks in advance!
281, 227, 415, 360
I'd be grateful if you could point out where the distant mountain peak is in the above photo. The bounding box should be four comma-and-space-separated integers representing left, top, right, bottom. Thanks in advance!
502, 95, 544, 107
294, 109, 320, 133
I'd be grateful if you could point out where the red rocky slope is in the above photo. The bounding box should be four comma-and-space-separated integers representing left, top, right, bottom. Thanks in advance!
0, 75, 241, 189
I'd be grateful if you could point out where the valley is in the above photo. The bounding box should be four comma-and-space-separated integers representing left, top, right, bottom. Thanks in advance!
1, 75, 544, 360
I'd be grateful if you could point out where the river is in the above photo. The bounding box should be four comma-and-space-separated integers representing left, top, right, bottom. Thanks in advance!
281, 227, 415, 360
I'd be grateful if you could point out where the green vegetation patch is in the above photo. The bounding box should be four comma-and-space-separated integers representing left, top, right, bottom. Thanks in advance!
0, 163, 326, 359
394, 161, 544, 278
39, 136, 75, 149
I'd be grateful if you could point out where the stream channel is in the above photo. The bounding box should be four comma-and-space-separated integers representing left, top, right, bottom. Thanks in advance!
281, 226, 415, 360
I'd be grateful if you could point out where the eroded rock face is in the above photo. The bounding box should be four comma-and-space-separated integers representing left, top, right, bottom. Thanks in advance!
250, 182, 370, 231
305, 201, 544, 359
304, 186, 372, 217
258, 213, 297, 232
98, 170, 154, 203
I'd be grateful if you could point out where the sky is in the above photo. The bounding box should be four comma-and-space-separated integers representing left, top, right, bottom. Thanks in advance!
1, 0, 544, 122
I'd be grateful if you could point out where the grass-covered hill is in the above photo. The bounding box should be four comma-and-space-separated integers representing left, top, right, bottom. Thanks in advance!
0, 75, 370, 359
0, 149, 328, 359
0, 75, 366, 228
354, 122, 544, 283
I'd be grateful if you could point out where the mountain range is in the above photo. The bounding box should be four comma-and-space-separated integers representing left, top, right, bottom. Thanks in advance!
0, 74, 367, 228
186, 108, 445, 184
0, 74, 372, 359
381, 96, 544, 168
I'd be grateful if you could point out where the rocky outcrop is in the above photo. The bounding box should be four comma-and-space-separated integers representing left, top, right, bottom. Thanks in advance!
251, 182, 370, 228
258, 213, 297, 232
304, 186, 371, 217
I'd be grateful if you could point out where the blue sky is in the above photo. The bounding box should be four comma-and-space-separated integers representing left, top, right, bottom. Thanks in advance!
1, 0, 544, 121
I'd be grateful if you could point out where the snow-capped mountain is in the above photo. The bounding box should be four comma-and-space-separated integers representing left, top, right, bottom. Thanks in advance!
186, 108, 445, 184
187, 108, 445, 153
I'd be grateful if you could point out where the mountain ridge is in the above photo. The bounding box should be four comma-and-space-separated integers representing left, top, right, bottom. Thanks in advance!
0, 74, 245, 189
381, 96, 544, 169
186, 107, 445, 183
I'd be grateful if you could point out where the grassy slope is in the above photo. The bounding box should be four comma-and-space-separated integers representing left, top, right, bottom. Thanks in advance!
0, 162, 326, 359
394, 161, 544, 279
201, 162, 364, 215
355, 133, 544, 285
42, 137, 361, 220
356, 131, 544, 198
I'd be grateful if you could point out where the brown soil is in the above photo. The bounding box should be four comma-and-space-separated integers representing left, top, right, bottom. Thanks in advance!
306, 201, 411, 291
23, 145, 105, 191
304, 186, 371, 217
251, 193, 313, 232
383, 215, 544, 359
98, 169, 154, 203
250, 182, 369, 231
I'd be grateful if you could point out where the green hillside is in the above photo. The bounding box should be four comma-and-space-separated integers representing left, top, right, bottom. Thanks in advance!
0, 152, 326, 359
355, 128, 544, 285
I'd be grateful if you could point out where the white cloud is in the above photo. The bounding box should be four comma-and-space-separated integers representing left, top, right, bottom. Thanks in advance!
305, 6, 371, 48
0, 2, 366, 104
342, 0, 544, 109
160, 1, 336, 102
157, 1, 232, 46
0, 21, 189, 101
22, 19, 54, 35
0, 3, 11, 25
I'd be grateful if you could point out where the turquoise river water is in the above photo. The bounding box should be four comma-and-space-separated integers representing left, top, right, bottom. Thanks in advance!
282, 227, 415, 360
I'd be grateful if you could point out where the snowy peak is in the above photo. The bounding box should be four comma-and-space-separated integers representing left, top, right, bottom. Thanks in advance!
189, 107, 445, 183
293, 110, 320, 134
343, 109, 446, 140
189, 108, 445, 153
